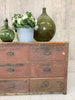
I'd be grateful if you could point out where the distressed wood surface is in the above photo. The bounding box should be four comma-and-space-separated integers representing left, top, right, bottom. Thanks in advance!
0, 79, 29, 93
0, 0, 74, 60
0, 42, 68, 95
30, 62, 65, 78
30, 78, 64, 94
0, 62, 30, 79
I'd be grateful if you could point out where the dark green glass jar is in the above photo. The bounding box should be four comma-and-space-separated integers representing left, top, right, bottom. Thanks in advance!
34, 8, 56, 41
0, 19, 15, 42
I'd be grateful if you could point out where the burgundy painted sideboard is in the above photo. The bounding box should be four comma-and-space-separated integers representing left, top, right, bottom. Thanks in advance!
0, 42, 69, 95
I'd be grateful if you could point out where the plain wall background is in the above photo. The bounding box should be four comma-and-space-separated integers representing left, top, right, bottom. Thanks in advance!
0, 0, 75, 60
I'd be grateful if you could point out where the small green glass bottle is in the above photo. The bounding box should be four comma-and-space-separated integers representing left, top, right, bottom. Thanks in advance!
34, 8, 56, 41
0, 19, 15, 42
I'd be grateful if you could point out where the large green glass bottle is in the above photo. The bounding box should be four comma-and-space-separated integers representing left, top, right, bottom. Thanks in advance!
0, 19, 15, 42
34, 8, 56, 41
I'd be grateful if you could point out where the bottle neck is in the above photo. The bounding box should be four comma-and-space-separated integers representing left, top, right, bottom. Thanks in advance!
42, 8, 47, 14
4, 19, 8, 29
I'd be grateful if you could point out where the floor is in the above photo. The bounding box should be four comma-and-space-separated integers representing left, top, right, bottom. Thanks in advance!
0, 60, 75, 100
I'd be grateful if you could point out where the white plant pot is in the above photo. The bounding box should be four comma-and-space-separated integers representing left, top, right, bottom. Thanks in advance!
17, 28, 34, 42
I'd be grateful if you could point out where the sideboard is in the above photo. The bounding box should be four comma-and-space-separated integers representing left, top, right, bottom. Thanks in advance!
0, 42, 69, 95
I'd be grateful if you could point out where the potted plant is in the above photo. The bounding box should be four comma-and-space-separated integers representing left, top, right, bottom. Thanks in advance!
12, 12, 38, 42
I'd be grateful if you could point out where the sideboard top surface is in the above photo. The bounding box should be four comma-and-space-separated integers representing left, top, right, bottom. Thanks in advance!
0, 42, 69, 44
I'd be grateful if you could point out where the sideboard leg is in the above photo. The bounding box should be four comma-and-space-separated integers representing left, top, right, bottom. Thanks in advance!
63, 91, 67, 95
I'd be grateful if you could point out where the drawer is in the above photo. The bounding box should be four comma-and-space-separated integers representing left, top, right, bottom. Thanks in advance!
30, 78, 64, 94
0, 79, 29, 93
30, 44, 66, 61
0, 62, 30, 78
0, 44, 29, 62
31, 62, 65, 78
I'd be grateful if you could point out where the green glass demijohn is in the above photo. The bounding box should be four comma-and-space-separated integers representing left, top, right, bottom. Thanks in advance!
34, 8, 56, 41
0, 19, 15, 42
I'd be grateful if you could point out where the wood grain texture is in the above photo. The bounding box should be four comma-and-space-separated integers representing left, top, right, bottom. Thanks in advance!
30, 78, 64, 94
0, 42, 68, 95
0, 0, 74, 60
0, 43, 29, 62
0, 62, 30, 79
0, 79, 29, 93
30, 44, 66, 61
30, 61, 65, 78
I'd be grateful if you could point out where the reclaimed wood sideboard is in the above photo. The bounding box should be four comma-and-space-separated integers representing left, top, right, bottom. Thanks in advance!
0, 42, 69, 95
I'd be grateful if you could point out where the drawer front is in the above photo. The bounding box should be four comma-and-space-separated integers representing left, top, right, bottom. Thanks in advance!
0, 44, 29, 62
31, 62, 65, 78
0, 79, 29, 93
0, 62, 30, 78
30, 44, 66, 61
30, 78, 64, 94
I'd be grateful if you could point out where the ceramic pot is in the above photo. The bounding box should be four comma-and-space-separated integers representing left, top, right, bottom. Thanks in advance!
34, 8, 56, 41
17, 28, 34, 42
0, 19, 15, 42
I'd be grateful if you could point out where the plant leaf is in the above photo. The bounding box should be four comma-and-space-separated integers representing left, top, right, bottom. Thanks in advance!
26, 11, 32, 17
